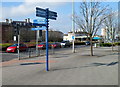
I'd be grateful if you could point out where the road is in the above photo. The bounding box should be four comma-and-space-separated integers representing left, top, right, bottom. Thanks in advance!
2, 46, 118, 85
2, 45, 87, 62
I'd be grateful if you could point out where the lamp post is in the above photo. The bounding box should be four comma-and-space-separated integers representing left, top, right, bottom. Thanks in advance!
72, 0, 75, 53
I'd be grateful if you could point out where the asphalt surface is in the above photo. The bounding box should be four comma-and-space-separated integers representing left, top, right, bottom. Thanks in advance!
1, 46, 119, 85
2, 45, 87, 62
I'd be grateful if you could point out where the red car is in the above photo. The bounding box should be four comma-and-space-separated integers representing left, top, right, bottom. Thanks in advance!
6, 44, 27, 53
38, 42, 51, 49
51, 42, 61, 48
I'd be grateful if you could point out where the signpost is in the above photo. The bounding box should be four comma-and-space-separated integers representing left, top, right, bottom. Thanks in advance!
33, 7, 57, 71
31, 27, 46, 31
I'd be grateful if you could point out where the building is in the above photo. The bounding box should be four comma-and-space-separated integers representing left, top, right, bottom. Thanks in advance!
42, 29, 63, 42
63, 30, 102, 42
101, 27, 118, 43
63, 31, 88, 42
1, 19, 63, 43
1, 19, 36, 43
101, 28, 106, 37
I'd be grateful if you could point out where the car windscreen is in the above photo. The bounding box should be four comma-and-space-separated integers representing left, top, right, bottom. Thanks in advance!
39, 43, 46, 44
10, 44, 18, 47
51, 42, 56, 44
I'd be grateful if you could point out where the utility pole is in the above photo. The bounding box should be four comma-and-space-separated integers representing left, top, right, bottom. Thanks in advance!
72, 0, 75, 53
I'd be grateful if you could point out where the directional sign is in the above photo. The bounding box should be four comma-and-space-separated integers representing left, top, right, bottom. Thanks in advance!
33, 19, 46, 24
36, 7, 46, 18
36, 13, 46, 18
35, 7, 57, 71
33, 23, 46, 26
36, 7, 57, 20
49, 16, 56, 20
36, 7, 46, 12
49, 11, 57, 17
31, 27, 46, 31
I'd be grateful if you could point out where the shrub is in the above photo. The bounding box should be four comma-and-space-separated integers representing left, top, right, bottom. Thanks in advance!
100, 43, 112, 47
0, 43, 12, 48
114, 42, 120, 46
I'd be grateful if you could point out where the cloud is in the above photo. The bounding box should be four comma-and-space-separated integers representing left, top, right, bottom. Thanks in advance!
1, 1, 73, 33
2, 1, 66, 20
49, 13, 72, 33
24, 0, 71, 2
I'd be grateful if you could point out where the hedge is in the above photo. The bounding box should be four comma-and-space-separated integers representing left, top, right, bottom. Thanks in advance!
114, 42, 120, 46
100, 43, 112, 47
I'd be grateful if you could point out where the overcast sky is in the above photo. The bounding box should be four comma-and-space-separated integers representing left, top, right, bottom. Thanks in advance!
1, 0, 119, 35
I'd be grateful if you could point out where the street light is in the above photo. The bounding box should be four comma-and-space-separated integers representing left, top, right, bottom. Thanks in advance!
72, 0, 75, 53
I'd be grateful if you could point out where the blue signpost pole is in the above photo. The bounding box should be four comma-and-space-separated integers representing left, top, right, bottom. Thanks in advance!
36, 7, 57, 71
46, 8, 49, 71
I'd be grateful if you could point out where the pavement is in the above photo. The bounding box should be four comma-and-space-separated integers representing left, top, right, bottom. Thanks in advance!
1, 46, 119, 85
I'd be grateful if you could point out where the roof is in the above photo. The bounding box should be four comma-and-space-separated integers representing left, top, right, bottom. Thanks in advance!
93, 37, 101, 40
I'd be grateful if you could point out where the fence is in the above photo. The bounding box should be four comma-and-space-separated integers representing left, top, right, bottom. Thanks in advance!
19, 47, 55, 59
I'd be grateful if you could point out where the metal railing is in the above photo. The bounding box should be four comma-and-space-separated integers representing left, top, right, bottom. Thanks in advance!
19, 47, 55, 59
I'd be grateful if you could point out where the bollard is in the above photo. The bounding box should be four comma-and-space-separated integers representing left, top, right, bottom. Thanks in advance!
52, 46, 54, 54
38, 48, 40, 56
28, 48, 31, 58
95, 43, 97, 47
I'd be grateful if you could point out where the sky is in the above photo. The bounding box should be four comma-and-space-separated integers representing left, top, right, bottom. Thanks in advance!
0, 0, 119, 35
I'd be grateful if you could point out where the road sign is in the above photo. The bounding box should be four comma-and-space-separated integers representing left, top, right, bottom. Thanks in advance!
36, 7, 46, 18
14, 36, 17, 41
48, 16, 56, 20
72, 36, 75, 39
33, 19, 46, 23
33, 23, 46, 26
36, 7, 46, 12
31, 27, 46, 31
33, 19, 46, 24
49, 11, 57, 17
36, 13, 46, 18
36, 7, 57, 20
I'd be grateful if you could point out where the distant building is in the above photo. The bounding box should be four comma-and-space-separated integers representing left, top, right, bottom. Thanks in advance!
42, 29, 63, 42
1, 19, 36, 43
1, 19, 63, 43
101, 28, 106, 37
64, 30, 102, 42
101, 27, 118, 43
63, 31, 88, 42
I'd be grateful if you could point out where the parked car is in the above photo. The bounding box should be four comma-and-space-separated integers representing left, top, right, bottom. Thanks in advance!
38, 42, 51, 49
6, 43, 27, 53
51, 42, 61, 48
85, 41, 90, 45
61, 41, 71, 47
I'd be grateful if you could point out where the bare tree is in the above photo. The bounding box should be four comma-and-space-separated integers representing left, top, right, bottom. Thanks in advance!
74, 1, 109, 56
104, 10, 118, 51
